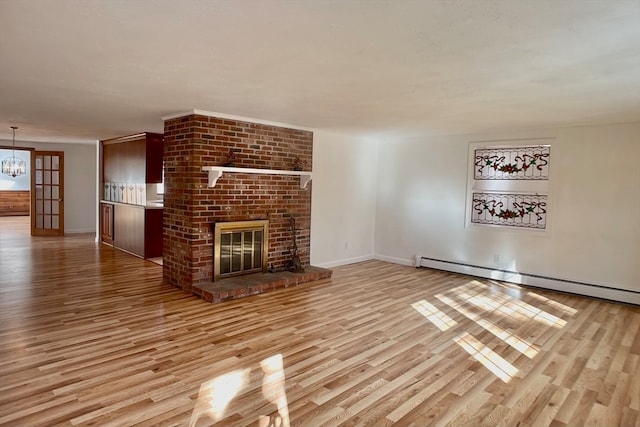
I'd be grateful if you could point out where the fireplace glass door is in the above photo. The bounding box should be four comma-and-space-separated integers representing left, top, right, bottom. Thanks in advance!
220, 229, 263, 275
214, 220, 269, 281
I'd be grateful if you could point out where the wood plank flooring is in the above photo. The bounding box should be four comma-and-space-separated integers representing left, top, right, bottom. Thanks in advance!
1, 216, 639, 426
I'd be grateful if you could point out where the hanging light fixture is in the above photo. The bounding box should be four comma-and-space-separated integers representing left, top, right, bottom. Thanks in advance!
2, 126, 27, 178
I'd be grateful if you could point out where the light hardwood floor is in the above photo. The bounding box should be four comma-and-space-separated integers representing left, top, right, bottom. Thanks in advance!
1, 216, 639, 426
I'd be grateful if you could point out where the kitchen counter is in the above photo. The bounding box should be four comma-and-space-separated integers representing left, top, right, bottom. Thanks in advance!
145, 201, 164, 209
101, 200, 163, 209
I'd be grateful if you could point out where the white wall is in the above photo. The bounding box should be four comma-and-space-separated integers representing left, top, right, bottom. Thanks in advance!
375, 122, 640, 294
0, 139, 98, 233
310, 131, 379, 268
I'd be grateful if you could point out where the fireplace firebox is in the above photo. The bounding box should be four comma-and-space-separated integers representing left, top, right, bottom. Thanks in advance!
213, 220, 269, 281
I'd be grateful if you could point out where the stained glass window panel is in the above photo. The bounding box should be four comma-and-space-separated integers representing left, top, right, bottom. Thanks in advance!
474, 145, 550, 180
471, 192, 547, 229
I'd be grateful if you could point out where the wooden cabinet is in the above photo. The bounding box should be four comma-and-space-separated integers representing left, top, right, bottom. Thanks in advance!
102, 133, 163, 184
100, 131, 164, 259
100, 203, 114, 245
111, 203, 162, 258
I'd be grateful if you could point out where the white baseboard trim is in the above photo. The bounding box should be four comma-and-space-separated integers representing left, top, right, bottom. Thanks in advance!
314, 254, 375, 269
374, 254, 414, 267
65, 228, 96, 234
414, 256, 640, 305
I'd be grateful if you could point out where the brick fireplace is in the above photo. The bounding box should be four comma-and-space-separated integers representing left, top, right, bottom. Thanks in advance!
162, 111, 330, 298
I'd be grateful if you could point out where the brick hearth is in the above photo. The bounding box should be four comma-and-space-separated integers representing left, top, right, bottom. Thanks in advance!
192, 266, 332, 303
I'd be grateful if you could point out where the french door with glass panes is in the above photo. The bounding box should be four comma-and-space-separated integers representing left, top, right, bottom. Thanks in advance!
31, 151, 64, 236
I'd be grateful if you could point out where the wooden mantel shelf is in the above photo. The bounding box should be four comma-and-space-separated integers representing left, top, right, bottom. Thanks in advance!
202, 166, 312, 189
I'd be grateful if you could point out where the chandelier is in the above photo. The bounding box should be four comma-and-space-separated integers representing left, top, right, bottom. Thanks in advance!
2, 126, 27, 178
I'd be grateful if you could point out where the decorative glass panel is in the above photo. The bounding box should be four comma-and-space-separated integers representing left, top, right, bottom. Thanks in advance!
220, 234, 231, 274
471, 192, 547, 229
474, 145, 550, 180
36, 201, 43, 214
243, 231, 253, 269
44, 215, 51, 229
36, 215, 43, 228
35, 171, 42, 185
44, 155, 51, 169
44, 171, 51, 184
52, 156, 59, 169
44, 201, 51, 214
52, 186, 59, 199
52, 216, 59, 229
44, 186, 51, 199
254, 231, 263, 268
52, 171, 59, 185
231, 233, 242, 272
52, 200, 59, 214
36, 156, 43, 169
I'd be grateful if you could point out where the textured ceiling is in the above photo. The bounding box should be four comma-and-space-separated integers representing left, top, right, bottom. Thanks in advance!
1, 0, 639, 143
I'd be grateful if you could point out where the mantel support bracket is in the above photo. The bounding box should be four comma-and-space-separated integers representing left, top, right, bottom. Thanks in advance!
299, 174, 312, 190
206, 169, 224, 187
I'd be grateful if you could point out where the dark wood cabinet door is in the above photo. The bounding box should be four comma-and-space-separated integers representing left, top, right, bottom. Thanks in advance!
145, 133, 164, 183
101, 203, 113, 245
113, 204, 145, 257
102, 133, 163, 184
144, 208, 163, 258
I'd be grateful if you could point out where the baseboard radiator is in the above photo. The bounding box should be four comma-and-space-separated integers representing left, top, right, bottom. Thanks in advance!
414, 255, 640, 306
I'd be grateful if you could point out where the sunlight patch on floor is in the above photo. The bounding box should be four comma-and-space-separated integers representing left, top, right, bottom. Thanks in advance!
436, 293, 539, 359
189, 354, 290, 427
454, 332, 518, 383
189, 369, 249, 425
456, 286, 567, 328
527, 291, 578, 315
411, 299, 457, 331
410, 277, 577, 383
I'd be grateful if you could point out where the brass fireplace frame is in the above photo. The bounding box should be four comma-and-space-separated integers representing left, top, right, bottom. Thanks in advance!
213, 220, 269, 281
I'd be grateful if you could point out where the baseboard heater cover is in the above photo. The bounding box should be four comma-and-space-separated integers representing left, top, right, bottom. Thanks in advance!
414, 256, 640, 306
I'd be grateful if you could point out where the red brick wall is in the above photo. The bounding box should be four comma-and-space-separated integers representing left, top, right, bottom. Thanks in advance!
163, 114, 313, 292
